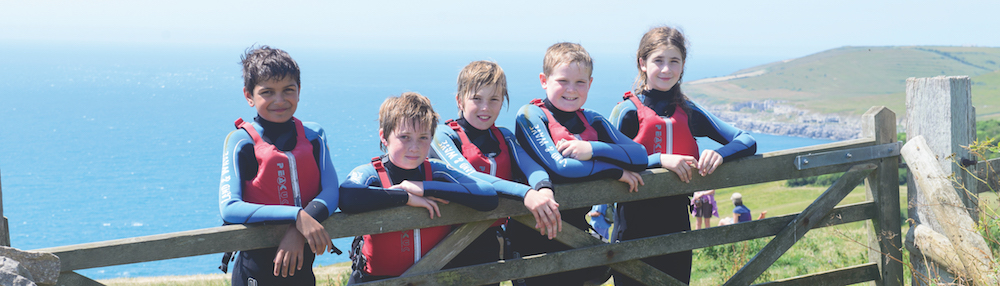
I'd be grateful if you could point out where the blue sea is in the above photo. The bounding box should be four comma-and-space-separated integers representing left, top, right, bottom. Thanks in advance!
0, 43, 833, 279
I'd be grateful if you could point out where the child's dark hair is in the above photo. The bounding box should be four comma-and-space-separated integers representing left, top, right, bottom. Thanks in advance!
241, 45, 301, 92
634, 26, 690, 112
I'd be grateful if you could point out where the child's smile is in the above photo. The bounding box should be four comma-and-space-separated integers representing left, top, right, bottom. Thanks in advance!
246, 77, 299, 123
640, 46, 684, 92
458, 84, 503, 130
540, 62, 592, 112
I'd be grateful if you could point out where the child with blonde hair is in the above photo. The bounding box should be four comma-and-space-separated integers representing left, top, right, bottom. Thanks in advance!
430, 60, 562, 284
339, 92, 504, 283
514, 42, 649, 285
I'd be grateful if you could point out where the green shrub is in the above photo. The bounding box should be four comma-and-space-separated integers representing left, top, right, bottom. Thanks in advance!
786, 169, 908, 187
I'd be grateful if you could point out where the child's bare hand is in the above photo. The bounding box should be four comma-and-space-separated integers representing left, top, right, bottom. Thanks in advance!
697, 150, 723, 176
661, 154, 698, 183
389, 180, 425, 197
274, 226, 306, 277
523, 188, 561, 239
556, 139, 593, 160
587, 211, 601, 217
618, 170, 645, 192
295, 210, 332, 255
407, 193, 442, 218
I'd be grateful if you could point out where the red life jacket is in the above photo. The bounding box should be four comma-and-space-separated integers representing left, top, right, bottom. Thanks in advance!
235, 117, 320, 207
362, 157, 452, 277
446, 120, 511, 228
531, 98, 598, 142
446, 120, 513, 181
623, 92, 700, 158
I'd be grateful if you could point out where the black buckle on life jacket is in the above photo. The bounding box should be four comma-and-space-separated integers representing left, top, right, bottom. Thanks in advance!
350, 236, 367, 272
219, 251, 236, 274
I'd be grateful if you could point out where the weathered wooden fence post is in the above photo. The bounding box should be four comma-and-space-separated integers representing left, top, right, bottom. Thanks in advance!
904, 76, 978, 285
1, 167, 9, 247
862, 106, 903, 286
902, 136, 998, 285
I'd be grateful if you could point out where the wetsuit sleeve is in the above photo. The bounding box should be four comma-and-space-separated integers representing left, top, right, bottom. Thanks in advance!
338, 164, 410, 213
219, 130, 302, 224
431, 126, 534, 199
500, 127, 553, 191
609, 100, 641, 139
430, 125, 480, 175
609, 101, 662, 168
586, 111, 648, 172
424, 160, 500, 211
514, 104, 626, 182
687, 101, 757, 160
303, 123, 338, 222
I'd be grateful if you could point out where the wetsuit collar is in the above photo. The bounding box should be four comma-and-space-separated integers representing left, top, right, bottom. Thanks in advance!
254, 115, 297, 151
455, 117, 501, 155
380, 155, 425, 184
641, 89, 678, 117
542, 98, 588, 134
456, 117, 489, 137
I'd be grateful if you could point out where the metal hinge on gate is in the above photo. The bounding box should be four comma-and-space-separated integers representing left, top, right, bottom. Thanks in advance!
795, 142, 902, 170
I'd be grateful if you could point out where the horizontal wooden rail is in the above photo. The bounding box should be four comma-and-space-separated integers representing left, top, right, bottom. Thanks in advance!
35, 138, 887, 272
359, 202, 878, 285
753, 262, 881, 286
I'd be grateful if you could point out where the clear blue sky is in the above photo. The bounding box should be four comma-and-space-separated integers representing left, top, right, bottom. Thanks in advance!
4, 0, 998, 60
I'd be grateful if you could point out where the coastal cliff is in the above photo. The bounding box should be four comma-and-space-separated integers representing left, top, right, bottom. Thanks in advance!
684, 46, 1000, 140
704, 100, 863, 141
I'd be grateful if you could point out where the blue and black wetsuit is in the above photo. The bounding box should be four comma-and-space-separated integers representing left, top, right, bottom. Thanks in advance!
219, 116, 339, 286
429, 118, 552, 281
609, 88, 756, 285
513, 98, 648, 285
338, 156, 499, 213
516, 99, 648, 183
431, 118, 554, 193
339, 155, 499, 283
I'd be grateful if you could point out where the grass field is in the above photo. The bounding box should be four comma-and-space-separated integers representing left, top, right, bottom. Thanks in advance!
684, 46, 1000, 119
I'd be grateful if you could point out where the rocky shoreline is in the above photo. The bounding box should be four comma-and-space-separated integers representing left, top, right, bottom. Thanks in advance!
704, 100, 864, 141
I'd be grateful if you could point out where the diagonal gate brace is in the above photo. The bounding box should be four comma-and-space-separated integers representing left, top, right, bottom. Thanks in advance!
724, 163, 876, 286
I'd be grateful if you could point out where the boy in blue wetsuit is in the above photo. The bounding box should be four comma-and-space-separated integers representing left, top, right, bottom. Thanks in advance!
219, 46, 339, 286
429, 61, 562, 282
339, 92, 503, 283
609, 26, 757, 285
514, 42, 648, 285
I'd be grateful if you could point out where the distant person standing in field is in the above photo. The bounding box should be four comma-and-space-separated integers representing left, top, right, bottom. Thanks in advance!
719, 192, 767, 226
608, 26, 757, 285
691, 190, 718, 230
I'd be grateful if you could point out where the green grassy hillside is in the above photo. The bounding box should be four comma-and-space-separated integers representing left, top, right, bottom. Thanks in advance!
685, 46, 1000, 118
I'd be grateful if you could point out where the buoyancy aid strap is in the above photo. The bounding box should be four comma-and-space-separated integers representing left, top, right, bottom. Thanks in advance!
446, 120, 473, 150
624, 91, 642, 107
423, 160, 432, 181
372, 157, 433, 187
489, 126, 509, 155
448, 119, 510, 162
371, 157, 391, 187
234, 118, 264, 143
